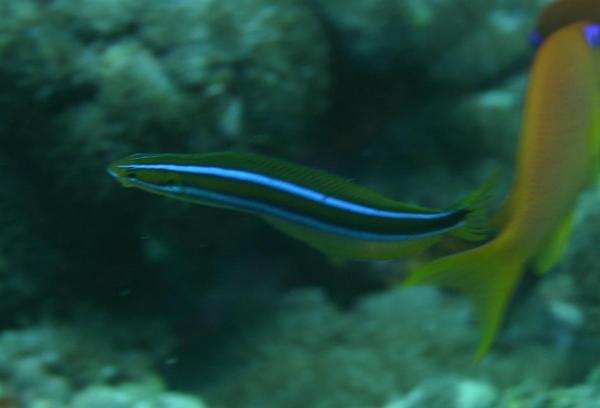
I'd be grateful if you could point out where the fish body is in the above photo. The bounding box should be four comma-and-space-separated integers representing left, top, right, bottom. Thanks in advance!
108, 152, 490, 260
406, 4, 600, 359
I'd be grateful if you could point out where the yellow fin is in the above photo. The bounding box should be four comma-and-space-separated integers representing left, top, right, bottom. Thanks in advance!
404, 240, 524, 360
489, 195, 514, 231
532, 213, 574, 274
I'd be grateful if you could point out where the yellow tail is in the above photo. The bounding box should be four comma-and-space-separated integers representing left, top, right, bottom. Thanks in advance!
404, 239, 524, 360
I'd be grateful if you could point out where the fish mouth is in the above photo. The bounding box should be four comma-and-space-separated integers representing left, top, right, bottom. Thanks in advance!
106, 166, 119, 180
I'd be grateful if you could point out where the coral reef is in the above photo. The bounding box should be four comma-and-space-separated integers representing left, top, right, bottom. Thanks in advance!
1, 286, 593, 408
311, 0, 543, 87
307, 0, 544, 206
0, 0, 599, 406
382, 377, 498, 408
0, 0, 334, 327
0, 158, 63, 317
0, 320, 206, 407
202, 287, 573, 408
548, 182, 600, 338
0, 0, 329, 193
71, 382, 207, 408
0, 0, 333, 344
497, 366, 600, 408
381, 367, 600, 408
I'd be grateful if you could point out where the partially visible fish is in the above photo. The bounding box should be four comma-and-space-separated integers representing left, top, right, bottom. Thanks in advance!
108, 152, 492, 260
406, 0, 600, 360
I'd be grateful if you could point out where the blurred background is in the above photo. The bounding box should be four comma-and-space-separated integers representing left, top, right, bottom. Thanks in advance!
2, 0, 600, 407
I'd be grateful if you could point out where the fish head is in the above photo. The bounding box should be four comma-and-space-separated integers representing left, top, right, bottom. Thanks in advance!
107, 153, 173, 188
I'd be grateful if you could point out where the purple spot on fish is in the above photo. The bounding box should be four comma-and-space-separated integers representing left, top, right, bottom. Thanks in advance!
529, 31, 543, 47
584, 24, 600, 48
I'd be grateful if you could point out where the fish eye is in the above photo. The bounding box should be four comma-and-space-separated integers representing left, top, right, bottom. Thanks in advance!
127, 172, 137, 180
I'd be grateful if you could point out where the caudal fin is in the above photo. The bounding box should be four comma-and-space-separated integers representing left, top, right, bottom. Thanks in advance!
449, 171, 500, 242
404, 240, 524, 360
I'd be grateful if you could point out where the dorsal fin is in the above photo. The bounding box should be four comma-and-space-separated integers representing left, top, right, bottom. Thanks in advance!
536, 0, 600, 40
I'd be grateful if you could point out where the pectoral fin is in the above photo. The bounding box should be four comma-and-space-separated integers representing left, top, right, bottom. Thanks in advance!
532, 213, 574, 274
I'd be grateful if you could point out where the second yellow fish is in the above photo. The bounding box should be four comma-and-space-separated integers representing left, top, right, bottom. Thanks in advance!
406, 0, 600, 359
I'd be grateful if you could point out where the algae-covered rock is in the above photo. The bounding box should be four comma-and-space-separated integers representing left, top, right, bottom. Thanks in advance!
0, 320, 206, 407
383, 377, 498, 408
202, 287, 568, 408
307, 0, 536, 202
0, 160, 62, 315
71, 380, 207, 408
550, 183, 600, 338
0, 0, 330, 192
311, 0, 544, 88
497, 366, 600, 408
2, 0, 599, 407
449, 75, 526, 164
0, 0, 332, 341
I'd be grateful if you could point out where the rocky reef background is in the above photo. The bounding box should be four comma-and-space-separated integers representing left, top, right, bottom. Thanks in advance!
2, 0, 600, 406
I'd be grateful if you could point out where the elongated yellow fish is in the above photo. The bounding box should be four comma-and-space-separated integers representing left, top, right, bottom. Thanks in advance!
406, 0, 600, 359
108, 152, 491, 260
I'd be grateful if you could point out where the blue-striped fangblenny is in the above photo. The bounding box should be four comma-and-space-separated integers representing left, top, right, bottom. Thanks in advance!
107, 152, 491, 259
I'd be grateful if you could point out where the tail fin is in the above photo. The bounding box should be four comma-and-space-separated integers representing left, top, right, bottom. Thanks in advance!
404, 239, 524, 360
449, 171, 500, 242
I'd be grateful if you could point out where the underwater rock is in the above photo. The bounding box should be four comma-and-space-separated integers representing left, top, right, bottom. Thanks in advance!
497, 365, 600, 408
321, 5, 529, 187
383, 377, 498, 408
4, 0, 599, 406
71, 380, 207, 408
0, 0, 332, 331
552, 183, 600, 339
385, 366, 600, 408
373, 74, 525, 204
0, 0, 330, 191
133, 0, 330, 152
0, 321, 202, 407
202, 287, 568, 408
448, 75, 526, 165
310, 0, 544, 88
0, 162, 62, 316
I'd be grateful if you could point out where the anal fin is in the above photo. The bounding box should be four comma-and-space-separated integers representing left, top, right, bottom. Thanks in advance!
532, 213, 574, 274
404, 239, 524, 360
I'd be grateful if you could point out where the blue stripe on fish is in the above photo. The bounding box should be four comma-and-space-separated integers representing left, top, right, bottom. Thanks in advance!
129, 176, 461, 241
114, 163, 458, 222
